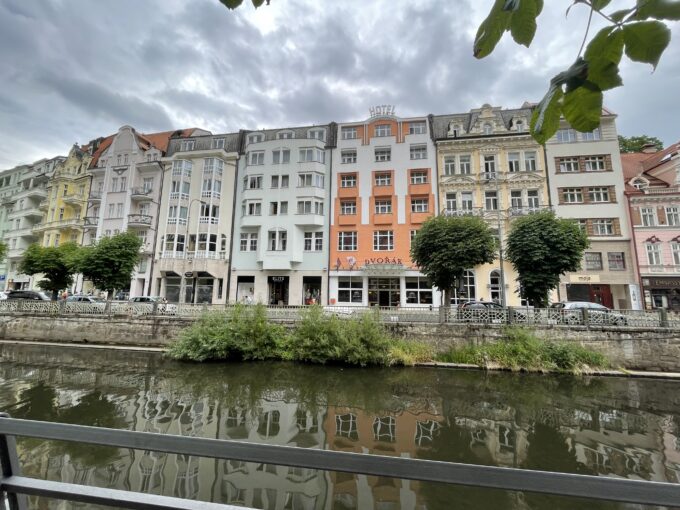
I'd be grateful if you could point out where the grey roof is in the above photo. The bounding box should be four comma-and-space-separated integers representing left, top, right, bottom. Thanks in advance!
166, 132, 241, 156
241, 123, 337, 150
431, 105, 534, 140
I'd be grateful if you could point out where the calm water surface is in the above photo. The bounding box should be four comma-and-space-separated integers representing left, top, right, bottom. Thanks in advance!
1, 343, 679, 510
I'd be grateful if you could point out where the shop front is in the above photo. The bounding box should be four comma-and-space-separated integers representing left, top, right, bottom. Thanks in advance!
159, 271, 223, 304
230, 271, 326, 306
641, 276, 680, 311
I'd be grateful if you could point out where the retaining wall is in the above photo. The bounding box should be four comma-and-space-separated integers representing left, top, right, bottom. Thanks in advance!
0, 313, 678, 371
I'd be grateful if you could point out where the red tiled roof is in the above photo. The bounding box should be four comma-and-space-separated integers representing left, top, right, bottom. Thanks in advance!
136, 128, 197, 153
641, 141, 680, 171
89, 135, 115, 168
621, 153, 648, 180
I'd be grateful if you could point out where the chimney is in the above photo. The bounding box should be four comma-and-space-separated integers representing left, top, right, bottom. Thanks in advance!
641, 143, 659, 154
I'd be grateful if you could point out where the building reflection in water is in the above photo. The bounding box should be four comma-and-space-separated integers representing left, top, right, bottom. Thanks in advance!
0, 343, 679, 509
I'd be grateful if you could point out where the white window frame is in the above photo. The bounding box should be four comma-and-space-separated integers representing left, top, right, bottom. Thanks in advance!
338, 231, 357, 251
640, 207, 657, 227
559, 157, 580, 172
340, 174, 357, 188
375, 147, 391, 162
410, 170, 428, 184
459, 155, 471, 175
375, 124, 391, 137
409, 121, 426, 135
411, 198, 429, 213
593, 219, 614, 236
373, 230, 394, 251
507, 153, 520, 173
342, 127, 358, 140
249, 151, 264, 166
588, 187, 610, 203
665, 206, 680, 226
341, 149, 357, 164
584, 156, 606, 172
409, 144, 427, 160
340, 200, 356, 215
268, 229, 287, 251
444, 156, 455, 175
524, 151, 537, 172
646, 243, 662, 266
375, 199, 392, 214
671, 242, 680, 266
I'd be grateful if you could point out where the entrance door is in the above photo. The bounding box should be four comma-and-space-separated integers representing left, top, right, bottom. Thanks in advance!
268, 276, 289, 306
368, 278, 400, 307
590, 285, 613, 308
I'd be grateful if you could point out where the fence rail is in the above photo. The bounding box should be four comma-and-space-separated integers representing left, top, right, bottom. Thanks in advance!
1, 415, 680, 509
0, 301, 678, 328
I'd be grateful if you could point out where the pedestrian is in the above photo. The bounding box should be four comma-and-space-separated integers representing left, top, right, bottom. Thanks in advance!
61, 290, 68, 301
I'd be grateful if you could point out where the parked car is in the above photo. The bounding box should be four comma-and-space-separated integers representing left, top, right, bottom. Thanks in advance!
0, 291, 8, 300
65, 295, 107, 312
128, 296, 177, 315
550, 301, 628, 326
5, 290, 51, 301
456, 301, 506, 323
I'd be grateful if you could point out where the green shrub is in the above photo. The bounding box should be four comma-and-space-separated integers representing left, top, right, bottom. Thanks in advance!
388, 340, 434, 366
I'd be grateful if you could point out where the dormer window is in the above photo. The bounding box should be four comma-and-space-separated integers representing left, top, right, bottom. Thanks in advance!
483, 123, 493, 135
515, 120, 525, 132
277, 131, 294, 140
248, 133, 265, 144
632, 177, 648, 190
308, 129, 326, 141
180, 140, 195, 152
212, 138, 225, 149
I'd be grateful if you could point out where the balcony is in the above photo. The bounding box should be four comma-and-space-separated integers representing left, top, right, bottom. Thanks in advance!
201, 190, 221, 199
640, 264, 680, 275
38, 199, 49, 210
62, 192, 86, 207
441, 208, 483, 217
15, 227, 37, 239
507, 205, 552, 217
32, 218, 85, 233
1, 196, 16, 206
127, 214, 153, 228
131, 187, 153, 201
88, 190, 103, 202
8, 207, 43, 220
294, 213, 324, 226
83, 217, 99, 229
14, 186, 47, 200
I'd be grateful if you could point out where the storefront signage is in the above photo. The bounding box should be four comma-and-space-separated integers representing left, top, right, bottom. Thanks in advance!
270, 276, 286, 282
642, 277, 680, 288
569, 274, 600, 283
184, 272, 193, 278
369, 105, 396, 118
364, 258, 403, 266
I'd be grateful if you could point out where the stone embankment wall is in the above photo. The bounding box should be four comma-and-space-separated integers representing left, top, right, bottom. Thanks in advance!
0, 313, 678, 371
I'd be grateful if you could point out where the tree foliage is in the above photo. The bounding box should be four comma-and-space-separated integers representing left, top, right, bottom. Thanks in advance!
18, 243, 81, 299
618, 134, 664, 152
0, 241, 6, 264
410, 216, 497, 304
506, 211, 589, 307
219, 0, 269, 9
78, 232, 142, 297
476, 0, 678, 143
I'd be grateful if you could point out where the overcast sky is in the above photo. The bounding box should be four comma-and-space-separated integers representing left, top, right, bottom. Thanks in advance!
1, 0, 678, 167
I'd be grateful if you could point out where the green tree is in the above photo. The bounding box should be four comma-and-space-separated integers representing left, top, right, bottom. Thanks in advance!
0, 241, 7, 263
411, 216, 496, 313
618, 134, 664, 152
78, 231, 142, 299
506, 211, 589, 307
18, 242, 81, 299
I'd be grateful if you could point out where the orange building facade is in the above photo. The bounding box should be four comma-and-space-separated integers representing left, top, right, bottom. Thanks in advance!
329, 109, 441, 307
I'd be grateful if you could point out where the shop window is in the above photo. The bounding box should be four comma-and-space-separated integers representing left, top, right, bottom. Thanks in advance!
405, 277, 432, 304
338, 279, 363, 303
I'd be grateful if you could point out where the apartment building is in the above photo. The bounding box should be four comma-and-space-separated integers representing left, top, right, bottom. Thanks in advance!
545, 110, 639, 309
432, 104, 548, 306
154, 132, 240, 304
229, 124, 335, 306
328, 108, 439, 307
2, 156, 63, 290
83, 125, 205, 297
623, 141, 680, 311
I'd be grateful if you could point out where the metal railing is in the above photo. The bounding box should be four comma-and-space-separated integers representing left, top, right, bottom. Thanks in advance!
0, 301, 678, 328
1, 414, 679, 509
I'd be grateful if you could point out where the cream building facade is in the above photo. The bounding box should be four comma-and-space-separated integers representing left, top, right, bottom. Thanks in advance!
432, 104, 550, 306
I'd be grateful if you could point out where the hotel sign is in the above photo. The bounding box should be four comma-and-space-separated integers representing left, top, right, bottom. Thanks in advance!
369, 105, 396, 118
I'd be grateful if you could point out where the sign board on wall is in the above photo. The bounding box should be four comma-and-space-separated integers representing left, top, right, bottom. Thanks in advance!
569, 274, 600, 283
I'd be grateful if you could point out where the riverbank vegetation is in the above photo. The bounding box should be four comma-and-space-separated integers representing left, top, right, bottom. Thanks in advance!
168, 305, 608, 372
436, 328, 609, 373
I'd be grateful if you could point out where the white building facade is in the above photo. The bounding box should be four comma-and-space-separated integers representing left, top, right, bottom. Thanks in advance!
229, 125, 335, 306
545, 111, 639, 309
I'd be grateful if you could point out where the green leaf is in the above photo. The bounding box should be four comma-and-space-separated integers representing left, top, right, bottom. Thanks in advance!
634, 0, 680, 20
534, 0, 544, 15
562, 83, 603, 132
510, 0, 538, 46
530, 85, 564, 144
592, 0, 613, 9
610, 8, 634, 21
474, 0, 512, 58
585, 27, 624, 90
587, 60, 623, 90
622, 20, 671, 69
252, 0, 265, 6
220, 0, 244, 9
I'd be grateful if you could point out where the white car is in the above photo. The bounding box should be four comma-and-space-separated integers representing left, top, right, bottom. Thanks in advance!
128, 296, 177, 315
65, 295, 107, 312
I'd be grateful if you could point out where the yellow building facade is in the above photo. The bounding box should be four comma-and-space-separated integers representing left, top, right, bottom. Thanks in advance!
432, 105, 550, 306
35, 144, 92, 248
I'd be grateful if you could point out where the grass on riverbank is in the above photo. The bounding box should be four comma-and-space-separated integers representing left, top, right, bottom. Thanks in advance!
436, 327, 609, 373
166, 304, 434, 366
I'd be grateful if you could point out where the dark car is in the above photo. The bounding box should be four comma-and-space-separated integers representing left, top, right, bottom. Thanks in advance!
550, 301, 628, 326
457, 301, 506, 323
6, 290, 51, 301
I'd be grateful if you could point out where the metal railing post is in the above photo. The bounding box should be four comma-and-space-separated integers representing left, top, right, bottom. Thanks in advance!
0, 414, 27, 510
659, 308, 669, 328
582, 308, 589, 327
58, 299, 66, 317
152, 300, 158, 316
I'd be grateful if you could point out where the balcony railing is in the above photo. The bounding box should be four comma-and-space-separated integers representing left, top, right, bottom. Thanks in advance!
507, 205, 553, 217
62, 192, 86, 205
88, 190, 102, 201
127, 214, 152, 226
199, 216, 219, 224
130, 187, 153, 199
441, 207, 483, 217
640, 264, 680, 274
83, 216, 99, 227
31, 218, 84, 232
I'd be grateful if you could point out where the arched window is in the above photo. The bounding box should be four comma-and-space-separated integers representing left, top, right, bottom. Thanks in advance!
483, 123, 493, 135
515, 119, 525, 132
632, 177, 648, 190
489, 270, 502, 302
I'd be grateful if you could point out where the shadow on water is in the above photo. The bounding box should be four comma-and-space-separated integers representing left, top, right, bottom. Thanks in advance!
1, 343, 679, 509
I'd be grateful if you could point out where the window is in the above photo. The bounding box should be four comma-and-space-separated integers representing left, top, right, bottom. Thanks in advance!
245, 201, 262, 216
576, 219, 588, 233
588, 187, 610, 203
338, 279, 362, 303
143, 177, 153, 192
483, 155, 496, 176
375, 124, 391, 137
246, 175, 262, 189
646, 243, 662, 265
585, 252, 603, 270
272, 149, 290, 164
632, 178, 648, 190
374, 172, 391, 186
281, 175, 289, 188
180, 140, 195, 151
582, 128, 601, 141
308, 129, 325, 141
375, 199, 392, 214
410, 170, 428, 184
249, 151, 264, 165
510, 190, 523, 209
240, 232, 258, 252
277, 131, 293, 140
338, 231, 358, 251
268, 230, 287, 251
446, 192, 457, 211
54, 233, 60, 247
559, 157, 580, 172
563, 188, 583, 203
666, 206, 680, 226
116, 203, 124, 218
375, 147, 391, 162
410, 230, 418, 245
211, 138, 225, 149
341, 149, 357, 164
485, 191, 498, 210
410, 144, 427, 160
299, 148, 325, 163
508, 152, 520, 173
59, 207, 65, 220
584, 156, 606, 171
461, 192, 473, 210
527, 190, 540, 208
593, 219, 614, 236
172, 159, 192, 176
556, 129, 577, 143
444, 156, 455, 175
340, 200, 356, 215
298, 173, 324, 188
297, 200, 323, 215
304, 232, 323, 251
340, 174, 357, 188
459, 155, 471, 174
108, 204, 115, 218
409, 121, 426, 135
411, 198, 429, 213
373, 230, 394, 251
342, 127, 357, 140
524, 151, 537, 172
269, 201, 288, 215
405, 277, 432, 304
640, 207, 656, 226
608, 252, 626, 270
111, 177, 118, 191
483, 123, 493, 135
271, 175, 279, 188
248, 133, 264, 144
671, 242, 680, 265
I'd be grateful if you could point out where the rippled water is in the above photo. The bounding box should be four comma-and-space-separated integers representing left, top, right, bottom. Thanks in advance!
1, 342, 679, 509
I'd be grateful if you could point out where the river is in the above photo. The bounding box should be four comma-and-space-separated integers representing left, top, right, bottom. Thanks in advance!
0, 342, 679, 510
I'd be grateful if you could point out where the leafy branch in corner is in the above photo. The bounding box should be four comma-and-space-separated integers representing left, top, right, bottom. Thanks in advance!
474, 0, 679, 143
